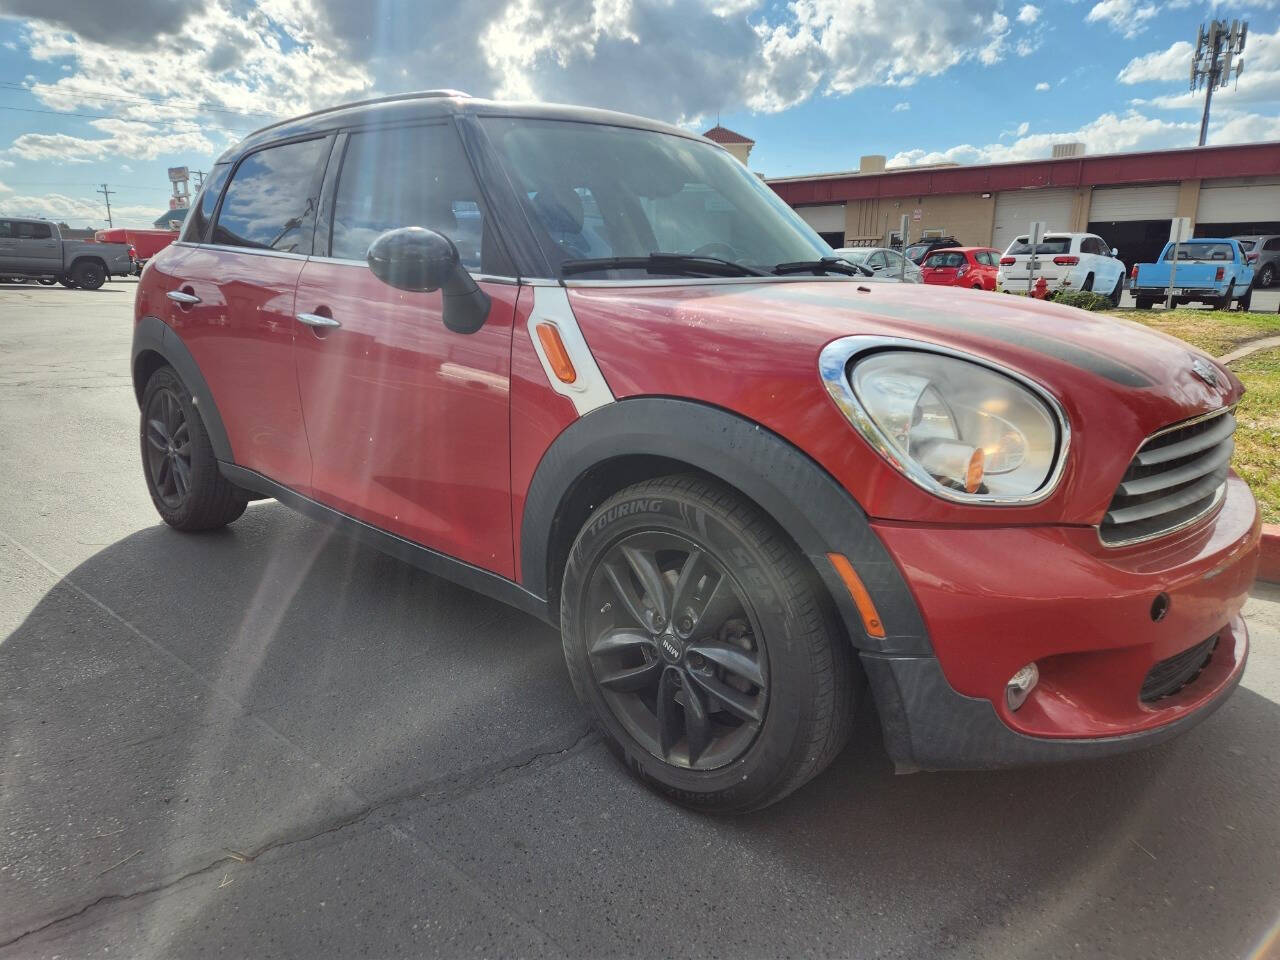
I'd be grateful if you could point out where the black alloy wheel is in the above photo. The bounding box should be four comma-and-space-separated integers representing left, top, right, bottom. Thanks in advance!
583, 530, 768, 770
144, 384, 192, 508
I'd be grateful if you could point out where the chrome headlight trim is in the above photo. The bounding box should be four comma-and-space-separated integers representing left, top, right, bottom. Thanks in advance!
818, 334, 1072, 506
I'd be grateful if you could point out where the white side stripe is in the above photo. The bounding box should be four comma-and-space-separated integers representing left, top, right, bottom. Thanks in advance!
527, 285, 615, 416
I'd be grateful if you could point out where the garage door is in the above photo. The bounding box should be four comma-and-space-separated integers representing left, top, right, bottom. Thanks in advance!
794, 204, 846, 234
992, 188, 1076, 253
1197, 180, 1280, 223
1089, 184, 1179, 221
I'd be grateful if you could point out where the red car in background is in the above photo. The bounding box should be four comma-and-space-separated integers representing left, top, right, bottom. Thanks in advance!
95, 227, 179, 272
132, 92, 1258, 813
922, 247, 1000, 290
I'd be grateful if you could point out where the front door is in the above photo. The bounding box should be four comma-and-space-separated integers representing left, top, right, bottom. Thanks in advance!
293, 122, 516, 577
16, 221, 61, 273
164, 135, 331, 493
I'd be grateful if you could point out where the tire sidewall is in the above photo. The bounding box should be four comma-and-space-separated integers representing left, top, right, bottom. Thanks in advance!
139, 367, 216, 526
561, 490, 821, 810
73, 262, 105, 290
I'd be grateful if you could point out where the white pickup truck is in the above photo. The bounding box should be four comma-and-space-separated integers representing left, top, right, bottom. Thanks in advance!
0, 217, 133, 289
996, 231, 1127, 305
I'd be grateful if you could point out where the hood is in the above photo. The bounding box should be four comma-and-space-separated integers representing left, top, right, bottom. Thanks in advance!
566, 278, 1242, 526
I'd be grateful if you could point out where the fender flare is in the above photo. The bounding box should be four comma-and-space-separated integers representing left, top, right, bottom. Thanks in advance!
519, 397, 932, 658
131, 314, 234, 462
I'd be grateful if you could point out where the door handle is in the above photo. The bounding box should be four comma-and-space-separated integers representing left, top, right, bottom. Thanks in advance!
297, 312, 341, 329
166, 290, 201, 305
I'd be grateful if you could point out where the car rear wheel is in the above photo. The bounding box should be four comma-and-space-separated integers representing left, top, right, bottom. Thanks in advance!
141, 365, 248, 531
1135, 296, 1154, 310
58, 276, 77, 289
1237, 286, 1252, 312
1215, 282, 1234, 312
1083, 272, 1095, 292
1108, 275, 1123, 307
37, 278, 56, 286
70, 261, 106, 291
560, 474, 856, 813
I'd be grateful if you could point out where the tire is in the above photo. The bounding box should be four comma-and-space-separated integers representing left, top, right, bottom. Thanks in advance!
58, 276, 77, 289
1108, 275, 1123, 308
140, 365, 248, 531
37, 278, 56, 286
560, 474, 856, 814
1135, 296, 1154, 310
70, 260, 106, 291
1237, 286, 1252, 312
1083, 272, 1095, 292
1215, 282, 1234, 312
1260, 263, 1275, 288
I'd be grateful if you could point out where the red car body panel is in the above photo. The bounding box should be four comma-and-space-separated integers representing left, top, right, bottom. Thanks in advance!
95, 227, 177, 261
146, 245, 313, 492
922, 247, 999, 290
291, 262, 518, 576
564, 280, 1243, 527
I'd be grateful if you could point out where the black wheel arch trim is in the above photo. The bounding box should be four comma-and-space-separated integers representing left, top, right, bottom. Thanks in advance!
519, 396, 932, 658
131, 314, 234, 462
218, 462, 549, 623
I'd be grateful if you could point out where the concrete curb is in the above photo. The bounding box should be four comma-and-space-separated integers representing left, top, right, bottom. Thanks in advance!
1261, 524, 1280, 585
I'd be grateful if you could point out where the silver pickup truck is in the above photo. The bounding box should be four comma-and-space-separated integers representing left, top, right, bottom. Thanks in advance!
0, 217, 133, 290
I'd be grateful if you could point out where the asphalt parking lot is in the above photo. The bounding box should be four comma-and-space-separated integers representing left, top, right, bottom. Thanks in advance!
1, 279, 1279, 960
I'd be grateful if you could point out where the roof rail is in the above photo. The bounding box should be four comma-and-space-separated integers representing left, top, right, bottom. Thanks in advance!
243, 89, 471, 140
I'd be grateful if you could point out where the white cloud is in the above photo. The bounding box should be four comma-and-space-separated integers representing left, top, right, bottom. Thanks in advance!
1117, 41, 1194, 84
1085, 0, 1158, 38
7, 118, 214, 163
893, 100, 911, 111
0, 190, 157, 227
1035, 81, 1050, 91
1017, 4, 1040, 24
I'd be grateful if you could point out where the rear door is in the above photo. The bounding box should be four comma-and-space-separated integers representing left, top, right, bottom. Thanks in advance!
0, 220, 17, 269
292, 122, 518, 576
16, 221, 61, 273
164, 137, 331, 492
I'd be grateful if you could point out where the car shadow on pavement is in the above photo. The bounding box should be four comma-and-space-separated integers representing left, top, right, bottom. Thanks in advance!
3, 504, 1278, 958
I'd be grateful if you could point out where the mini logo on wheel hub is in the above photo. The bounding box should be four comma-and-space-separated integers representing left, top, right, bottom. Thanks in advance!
659, 636, 682, 662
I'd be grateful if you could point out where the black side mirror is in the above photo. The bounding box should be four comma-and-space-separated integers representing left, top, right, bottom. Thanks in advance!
367, 227, 491, 334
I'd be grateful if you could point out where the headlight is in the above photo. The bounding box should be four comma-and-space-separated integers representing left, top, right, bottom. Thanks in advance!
820, 340, 1068, 504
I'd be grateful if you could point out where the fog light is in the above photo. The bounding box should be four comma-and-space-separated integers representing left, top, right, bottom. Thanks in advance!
1005, 663, 1039, 711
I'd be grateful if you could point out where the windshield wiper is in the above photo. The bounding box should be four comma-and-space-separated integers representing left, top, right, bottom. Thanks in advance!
558, 253, 768, 278
772, 257, 870, 277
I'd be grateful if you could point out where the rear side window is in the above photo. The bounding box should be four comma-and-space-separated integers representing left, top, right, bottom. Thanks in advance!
329, 124, 491, 273
213, 138, 328, 253
181, 162, 231, 244
1265, 238, 1280, 251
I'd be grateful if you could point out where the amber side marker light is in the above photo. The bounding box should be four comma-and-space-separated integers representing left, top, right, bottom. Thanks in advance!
534, 322, 577, 384
827, 553, 886, 639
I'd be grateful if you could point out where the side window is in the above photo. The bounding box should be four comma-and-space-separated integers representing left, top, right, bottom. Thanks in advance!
1265, 238, 1280, 252
20, 222, 52, 239
0, 220, 10, 238
868, 252, 886, 270
181, 162, 231, 243
213, 138, 328, 253
329, 124, 492, 272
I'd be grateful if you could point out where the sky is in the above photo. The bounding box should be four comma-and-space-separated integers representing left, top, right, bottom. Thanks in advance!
0, 0, 1276, 228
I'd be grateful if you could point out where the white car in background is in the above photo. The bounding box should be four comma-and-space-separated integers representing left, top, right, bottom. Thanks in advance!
833, 246, 922, 283
996, 232, 1126, 304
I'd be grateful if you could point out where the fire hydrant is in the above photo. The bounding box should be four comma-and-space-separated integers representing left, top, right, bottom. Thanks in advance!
1032, 276, 1049, 299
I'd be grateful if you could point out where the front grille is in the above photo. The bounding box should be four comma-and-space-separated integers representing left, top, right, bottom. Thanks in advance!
1141, 635, 1218, 703
1099, 408, 1234, 546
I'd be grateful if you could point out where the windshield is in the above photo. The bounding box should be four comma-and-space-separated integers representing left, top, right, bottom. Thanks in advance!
480, 118, 831, 276
1007, 237, 1072, 255
1164, 242, 1234, 261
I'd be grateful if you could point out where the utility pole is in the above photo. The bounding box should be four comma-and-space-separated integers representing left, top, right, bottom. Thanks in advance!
96, 183, 115, 228
192, 169, 206, 189
1191, 19, 1247, 147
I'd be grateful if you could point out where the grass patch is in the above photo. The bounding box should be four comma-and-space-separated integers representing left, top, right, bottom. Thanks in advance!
1227, 348, 1280, 525
1104, 307, 1280, 356
1118, 310, 1280, 524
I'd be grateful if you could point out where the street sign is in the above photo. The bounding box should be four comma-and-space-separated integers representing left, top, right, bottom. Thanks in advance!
1169, 217, 1193, 243
167, 166, 189, 183
912, 208, 922, 222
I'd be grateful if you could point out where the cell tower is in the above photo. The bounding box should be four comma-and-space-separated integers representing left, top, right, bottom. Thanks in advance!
1191, 19, 1247, 147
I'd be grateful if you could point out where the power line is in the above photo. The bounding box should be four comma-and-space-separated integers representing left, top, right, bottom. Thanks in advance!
0, 103, 257, 135
0, 80, 278, 122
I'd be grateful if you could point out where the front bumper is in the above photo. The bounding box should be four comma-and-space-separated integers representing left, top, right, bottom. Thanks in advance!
863, 473, 1259, 768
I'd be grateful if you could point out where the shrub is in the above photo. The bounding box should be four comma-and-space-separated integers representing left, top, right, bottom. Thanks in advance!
1048, 289, 1113, 311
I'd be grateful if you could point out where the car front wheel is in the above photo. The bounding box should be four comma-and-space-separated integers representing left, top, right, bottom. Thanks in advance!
560, 475, 856, 813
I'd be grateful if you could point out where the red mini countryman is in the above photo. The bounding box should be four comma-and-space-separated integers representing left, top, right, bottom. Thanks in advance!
133, 92, 1259, 812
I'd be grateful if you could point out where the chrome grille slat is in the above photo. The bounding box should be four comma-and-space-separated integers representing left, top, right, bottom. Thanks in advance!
1132, 413, 1235, 466
1118, 440, 1233, 497
1099, 408, 1234, 547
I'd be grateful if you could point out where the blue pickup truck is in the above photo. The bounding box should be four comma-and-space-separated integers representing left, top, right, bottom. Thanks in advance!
1131, 238, 1254, 311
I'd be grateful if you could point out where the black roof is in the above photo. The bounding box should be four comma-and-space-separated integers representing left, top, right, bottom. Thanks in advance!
218, 91, 705, 164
